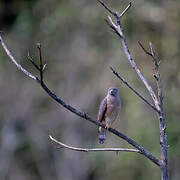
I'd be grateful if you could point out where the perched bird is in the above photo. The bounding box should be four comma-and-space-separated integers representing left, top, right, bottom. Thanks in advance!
98, 87, 121, 144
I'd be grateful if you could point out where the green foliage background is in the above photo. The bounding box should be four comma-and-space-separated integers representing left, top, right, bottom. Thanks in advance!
0, 0, 180, 179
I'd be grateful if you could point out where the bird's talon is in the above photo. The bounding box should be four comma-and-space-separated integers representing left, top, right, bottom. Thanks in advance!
105, 123, 110, 129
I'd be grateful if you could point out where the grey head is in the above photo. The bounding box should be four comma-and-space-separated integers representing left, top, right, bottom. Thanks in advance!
108, 87, 119, 97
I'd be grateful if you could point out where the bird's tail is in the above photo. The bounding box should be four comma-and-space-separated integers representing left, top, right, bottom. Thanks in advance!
98, 127, 106, 144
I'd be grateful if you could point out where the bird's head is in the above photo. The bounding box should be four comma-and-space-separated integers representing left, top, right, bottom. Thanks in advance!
108, 87, 119, 97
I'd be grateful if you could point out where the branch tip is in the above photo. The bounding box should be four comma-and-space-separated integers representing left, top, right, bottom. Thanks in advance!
120, 2, 132, 17
138, 41, 152, 57
27, 52, 41, 71
149, 42, 155, 57
37, 43, 41, 49
110, 66, 114, 71
43, 64, 47, 71
97, 0, 116, 16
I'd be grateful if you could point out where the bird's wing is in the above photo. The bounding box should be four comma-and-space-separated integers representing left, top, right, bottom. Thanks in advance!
98, 97, 107, 122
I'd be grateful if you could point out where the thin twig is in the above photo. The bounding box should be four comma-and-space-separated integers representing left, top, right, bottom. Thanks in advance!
138, 40, 169, 179
42, 64, 47, 72
148, 43, 168, 179
37, 43, 43, 83
149, 42, 156, 58
49, 135, 141, 153
0, 34, 161, 167
119, 2, 131, 17
138, 41, 152, 57
27, 52, 40, 71
98, 0, 131, 18
110, 67, 159, 113
0, 35, 36, 80
104, 18, 121, 38
97, 0, 116, 16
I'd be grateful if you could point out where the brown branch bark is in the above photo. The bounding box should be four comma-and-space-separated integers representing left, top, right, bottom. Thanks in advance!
49, 135, 141, 154
0, 34, 161, 167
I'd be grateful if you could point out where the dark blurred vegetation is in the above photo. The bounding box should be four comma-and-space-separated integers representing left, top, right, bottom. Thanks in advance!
0, 0, 180, 179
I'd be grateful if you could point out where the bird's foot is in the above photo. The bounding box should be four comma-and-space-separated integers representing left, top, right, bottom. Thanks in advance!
105, 122, 110, 129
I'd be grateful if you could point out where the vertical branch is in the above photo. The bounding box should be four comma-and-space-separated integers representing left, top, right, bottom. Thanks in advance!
0, 36, 36, 80
139, 41, 169, 180
37, 43, 43, 83
149, 42, 168, 180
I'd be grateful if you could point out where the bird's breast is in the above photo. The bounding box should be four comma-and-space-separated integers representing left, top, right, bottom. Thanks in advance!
106, 96, 121, 118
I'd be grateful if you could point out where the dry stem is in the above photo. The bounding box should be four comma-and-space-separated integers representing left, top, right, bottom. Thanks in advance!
49, 135, 141, 154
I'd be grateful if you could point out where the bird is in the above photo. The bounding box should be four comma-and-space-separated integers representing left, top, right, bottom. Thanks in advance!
98, 87, 121, 144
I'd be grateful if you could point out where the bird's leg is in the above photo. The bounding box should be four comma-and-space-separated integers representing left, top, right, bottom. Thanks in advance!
105, 121, 110, 129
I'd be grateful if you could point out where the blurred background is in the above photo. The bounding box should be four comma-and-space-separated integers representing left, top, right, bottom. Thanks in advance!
0, 0, 180, 179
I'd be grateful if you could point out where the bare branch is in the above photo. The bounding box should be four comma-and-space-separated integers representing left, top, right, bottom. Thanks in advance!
138, 41, 158, 67
138, 41, 152, 57
97, 0, 116, 16
42, 64, 47, 72
105, 15, 123, 38
99, 2, 160, 112
97, 0, 131, 18
139, 41, 169, 179
27, 52, 40, 71
148, 43, 168, 178
105, 18, 121, 37
0, 35, 36, 80
138, 41, 160, 81
119, 2, 131, 17
110, 67, 159, 113
49, 135, 141, 153
120, 30, 160, 112
37, 43, 44, 83
149, 42, 156, 58
0, 34, 161, 167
